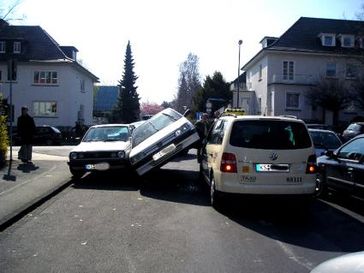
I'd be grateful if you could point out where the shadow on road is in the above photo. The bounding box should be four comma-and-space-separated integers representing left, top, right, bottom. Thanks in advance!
139, 168, 209, 207
216, 196, 364, 253
69, 152, 364, 254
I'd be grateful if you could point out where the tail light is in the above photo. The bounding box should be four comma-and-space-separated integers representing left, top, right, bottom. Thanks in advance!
220, 153, 237, 173
306, 154, 317, 174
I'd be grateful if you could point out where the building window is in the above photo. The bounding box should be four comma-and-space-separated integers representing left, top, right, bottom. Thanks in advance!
346, 64, 358, 79
0, 41, 5, 53
259, 64, 262, 80
286, 92, 300, 109
326, 63, 336, 77
319, 33, 336, 47
80, 79, 85, 92
13, 42, 21, 53
33, 71, 58, 85
33, 101, 57, 117
283, 61, 294, 80
340, 35, 354, 48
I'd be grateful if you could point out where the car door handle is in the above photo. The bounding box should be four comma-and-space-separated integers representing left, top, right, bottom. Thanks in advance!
347, 167, 353, 174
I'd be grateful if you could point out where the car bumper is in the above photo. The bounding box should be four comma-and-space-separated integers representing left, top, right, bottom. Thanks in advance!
68, 159, 130, 171
214, 172, 316, 195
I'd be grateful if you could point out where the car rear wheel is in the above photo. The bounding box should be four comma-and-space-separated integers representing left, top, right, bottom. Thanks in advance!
210, 175, 222, 209
70, 168, 85, 179
316, 172, 328, 197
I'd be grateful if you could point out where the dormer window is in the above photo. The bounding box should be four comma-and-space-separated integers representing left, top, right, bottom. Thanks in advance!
319, 33, 336, 47
0, 41, 5, 53
339, 34, 354, 48
13, 41, 21, 53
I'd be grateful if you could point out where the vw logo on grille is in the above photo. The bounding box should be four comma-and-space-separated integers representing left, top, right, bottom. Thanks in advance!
269, 152, 278, 161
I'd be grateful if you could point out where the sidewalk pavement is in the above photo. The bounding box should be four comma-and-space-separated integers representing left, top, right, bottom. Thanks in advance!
0, 151, 71, 229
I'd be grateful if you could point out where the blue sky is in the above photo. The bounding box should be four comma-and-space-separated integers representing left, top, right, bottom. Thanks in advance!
4, 0, 364, 103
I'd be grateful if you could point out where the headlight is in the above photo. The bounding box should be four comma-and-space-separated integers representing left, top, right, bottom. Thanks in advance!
117, 151, 125, 159
70, 152, 78, 160
175, 123, 191, 137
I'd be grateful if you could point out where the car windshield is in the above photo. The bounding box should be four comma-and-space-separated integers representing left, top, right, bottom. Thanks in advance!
132, 108, 182, 147
230, 120, 312, 149
82, 126, 129, 142
309, 131, 342, 149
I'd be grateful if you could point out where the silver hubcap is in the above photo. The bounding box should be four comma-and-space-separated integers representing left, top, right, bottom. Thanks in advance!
210, 179, 215, 205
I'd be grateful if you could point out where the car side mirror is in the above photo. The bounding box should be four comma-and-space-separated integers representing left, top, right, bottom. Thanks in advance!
325, 150, 336, 158
183, 109, 191, 117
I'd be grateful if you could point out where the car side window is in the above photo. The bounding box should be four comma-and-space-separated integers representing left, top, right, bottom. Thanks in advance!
337, 137, 364, 161
207, 120, 226, 145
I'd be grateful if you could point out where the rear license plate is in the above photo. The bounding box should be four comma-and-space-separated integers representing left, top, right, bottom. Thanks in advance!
153, 144, 176, 161
255, 163, 290, 172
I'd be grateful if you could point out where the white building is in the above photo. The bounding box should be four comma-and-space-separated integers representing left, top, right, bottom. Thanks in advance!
0, 19, 98, 127
234, 17, 364, 126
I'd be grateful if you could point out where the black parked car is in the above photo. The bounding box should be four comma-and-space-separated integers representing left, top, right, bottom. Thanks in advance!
316, 134, 364, 199
12, 125, 63, 145
342, 122, 364, 142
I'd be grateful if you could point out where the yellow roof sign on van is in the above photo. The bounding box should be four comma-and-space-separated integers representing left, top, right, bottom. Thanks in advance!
222, 108, 245, 116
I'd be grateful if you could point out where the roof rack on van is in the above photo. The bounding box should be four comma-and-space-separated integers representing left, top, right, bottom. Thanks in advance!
221, 108, 245, 117
279, 115, 297, 119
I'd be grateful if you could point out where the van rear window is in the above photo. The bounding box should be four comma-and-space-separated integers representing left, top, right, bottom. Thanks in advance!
230, 120, 312, 149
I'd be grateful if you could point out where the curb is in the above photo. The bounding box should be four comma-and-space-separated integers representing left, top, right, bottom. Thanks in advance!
0, 156, 72, 230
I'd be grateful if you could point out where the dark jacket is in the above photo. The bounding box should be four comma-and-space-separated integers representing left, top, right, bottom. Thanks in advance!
17, 114, 36, 144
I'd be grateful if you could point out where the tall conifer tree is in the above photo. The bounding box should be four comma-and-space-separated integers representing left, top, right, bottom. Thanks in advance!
112, 41, 140, 123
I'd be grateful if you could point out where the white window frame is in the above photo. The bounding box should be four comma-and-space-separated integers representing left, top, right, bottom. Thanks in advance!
286, 92, 300, 110
33, 71, 58, 85
319, 33, 336, 47
340, 34, 354, 48
283, 61, 294, 81
0, 41, 5, 53
33, 101, 57, 117
13, 41, 21, 54
326, 63, 337, 78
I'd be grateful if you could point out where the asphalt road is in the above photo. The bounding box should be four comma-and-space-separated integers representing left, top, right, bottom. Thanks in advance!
0, 148, 364, 273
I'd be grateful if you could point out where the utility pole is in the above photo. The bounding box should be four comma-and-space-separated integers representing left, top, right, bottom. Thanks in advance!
236, 40, 243, 108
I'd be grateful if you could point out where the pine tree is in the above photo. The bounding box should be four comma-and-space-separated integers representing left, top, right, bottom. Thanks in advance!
112, 41, 140, 123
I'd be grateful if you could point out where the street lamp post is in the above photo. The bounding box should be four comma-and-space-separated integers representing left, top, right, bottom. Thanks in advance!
236, 40, 243, 108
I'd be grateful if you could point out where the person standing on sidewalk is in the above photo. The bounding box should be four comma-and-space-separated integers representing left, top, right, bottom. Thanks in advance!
17, 106, 36, 164
195, 113, 211, 163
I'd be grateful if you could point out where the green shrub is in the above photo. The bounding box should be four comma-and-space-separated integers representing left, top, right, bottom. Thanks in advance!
0, 115, 9, 164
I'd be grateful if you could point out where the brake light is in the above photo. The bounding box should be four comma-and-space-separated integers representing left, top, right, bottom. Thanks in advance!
306, 154, 317, 174
220, 153, 237, 173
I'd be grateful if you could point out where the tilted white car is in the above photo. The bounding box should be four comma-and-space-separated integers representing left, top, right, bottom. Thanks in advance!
129, 108, 199, 175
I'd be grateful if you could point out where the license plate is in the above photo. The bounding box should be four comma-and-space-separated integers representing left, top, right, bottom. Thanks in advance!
85, 162, 110, 171
153, 144, 176, 161
255, 163, 289, 172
